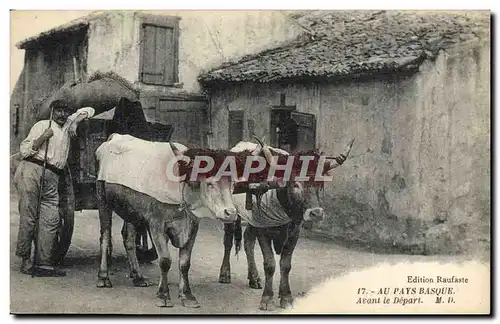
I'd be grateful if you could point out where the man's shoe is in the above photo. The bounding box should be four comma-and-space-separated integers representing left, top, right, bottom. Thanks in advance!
34, 266, 66, 277
20, 257, 33, 275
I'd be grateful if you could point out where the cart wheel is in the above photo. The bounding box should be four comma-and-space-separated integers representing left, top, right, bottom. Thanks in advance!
53, 167, 75, 266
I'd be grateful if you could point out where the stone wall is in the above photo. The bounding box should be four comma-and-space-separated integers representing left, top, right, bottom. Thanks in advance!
208, 39, 490, 255
87, 11, 302, 94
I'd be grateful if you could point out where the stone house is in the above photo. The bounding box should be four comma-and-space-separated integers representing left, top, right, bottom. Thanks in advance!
198, 11, 491, 254
10, 10, 306, 152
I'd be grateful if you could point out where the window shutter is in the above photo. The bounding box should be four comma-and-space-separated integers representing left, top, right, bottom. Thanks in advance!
291, 111, 316, 151
141, 24, 175, 85
228, 111, 244, 148
247, 119, 255, 137
157, 100, 208, 148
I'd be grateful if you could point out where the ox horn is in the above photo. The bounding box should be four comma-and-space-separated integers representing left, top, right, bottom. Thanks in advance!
325, 138, 355, 170
252, 135, 275, 166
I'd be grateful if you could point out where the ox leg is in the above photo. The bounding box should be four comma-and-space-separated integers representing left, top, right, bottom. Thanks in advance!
97, 183, 112, 288
278, 233, 299, 309
218, 222, 234, 284
244, 225, 261, 289
178, 220, 200, 308
121, 222, 153, 287
257, 232, 276, 311
151, 226, 174, 308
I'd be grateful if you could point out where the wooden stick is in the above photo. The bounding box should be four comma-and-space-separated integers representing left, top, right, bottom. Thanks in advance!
32, 107, 54, 278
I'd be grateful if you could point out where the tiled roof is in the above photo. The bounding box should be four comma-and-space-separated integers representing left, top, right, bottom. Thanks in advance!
198, 10, 490, 84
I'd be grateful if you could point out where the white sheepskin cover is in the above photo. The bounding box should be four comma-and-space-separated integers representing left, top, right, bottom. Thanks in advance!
96, 134, 187, 205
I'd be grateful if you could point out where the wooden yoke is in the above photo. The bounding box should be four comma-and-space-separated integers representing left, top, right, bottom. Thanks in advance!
233, 135, 286, 216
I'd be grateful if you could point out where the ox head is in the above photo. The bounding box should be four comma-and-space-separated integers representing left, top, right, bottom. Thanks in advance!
169, 143, 238, 224
252, 136, 355, 228
285, 181, 324, 226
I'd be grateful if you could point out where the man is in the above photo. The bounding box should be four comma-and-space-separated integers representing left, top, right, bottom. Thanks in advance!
13, 100, 95, 277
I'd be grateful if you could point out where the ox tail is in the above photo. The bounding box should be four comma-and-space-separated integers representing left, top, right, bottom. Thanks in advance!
234, 215, 242, 257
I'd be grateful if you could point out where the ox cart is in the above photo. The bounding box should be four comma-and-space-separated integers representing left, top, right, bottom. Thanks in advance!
38, 73, 176, 265
35, 75, 355, 309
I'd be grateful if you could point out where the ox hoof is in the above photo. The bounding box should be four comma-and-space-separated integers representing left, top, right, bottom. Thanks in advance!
155, 298, 174, 308
218, 272, 231, 284
259, 296, 274, 311
96, 278, 112, 288
180, 297, 200, 308
133, 277, 154, 287
280, 296, 294, 309
248, 278, 262, 289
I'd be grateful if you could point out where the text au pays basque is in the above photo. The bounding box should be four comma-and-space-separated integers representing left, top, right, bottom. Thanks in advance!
356, 276, 469, 306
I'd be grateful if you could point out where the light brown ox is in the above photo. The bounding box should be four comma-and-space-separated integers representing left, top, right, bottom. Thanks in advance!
95, 135, 239, 308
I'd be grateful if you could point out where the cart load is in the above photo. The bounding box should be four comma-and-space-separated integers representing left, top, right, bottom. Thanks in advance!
38, 71, 139, 120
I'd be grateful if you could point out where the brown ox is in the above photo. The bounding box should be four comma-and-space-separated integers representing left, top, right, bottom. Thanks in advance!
219, 138, 355, 310
95, 134, 238, 308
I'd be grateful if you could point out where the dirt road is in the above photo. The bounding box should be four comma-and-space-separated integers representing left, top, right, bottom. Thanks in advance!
9, 192, 480, 314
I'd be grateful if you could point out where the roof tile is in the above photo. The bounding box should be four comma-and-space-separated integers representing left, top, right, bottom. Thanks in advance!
198, 10, 490, 84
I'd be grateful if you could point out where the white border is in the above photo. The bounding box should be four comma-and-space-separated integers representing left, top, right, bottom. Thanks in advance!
2, 1, 496, 323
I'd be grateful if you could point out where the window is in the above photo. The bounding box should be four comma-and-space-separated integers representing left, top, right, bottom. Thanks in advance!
140, 16, 179, 86
228, 111, 244, 148
247, 119, 255, 137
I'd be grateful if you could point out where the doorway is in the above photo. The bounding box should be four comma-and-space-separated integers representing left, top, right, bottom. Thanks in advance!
269, 93, 317, 153
270, 109, 297, 152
